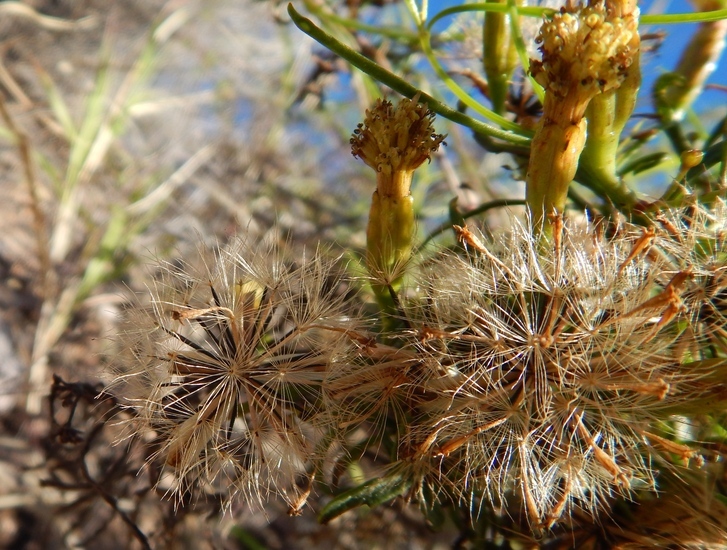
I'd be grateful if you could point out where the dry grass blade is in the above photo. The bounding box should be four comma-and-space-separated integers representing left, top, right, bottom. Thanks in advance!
23, 6, 191, 414
0, 2, 97, 32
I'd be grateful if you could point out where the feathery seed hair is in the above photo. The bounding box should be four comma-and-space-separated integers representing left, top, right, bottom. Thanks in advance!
111, 237, 360, 511
398, 216, 704, 527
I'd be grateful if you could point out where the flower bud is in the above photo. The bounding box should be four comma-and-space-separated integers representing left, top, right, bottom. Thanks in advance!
527, 2, 639, 232
483, 0, 522, 114
351, 94, 446, 306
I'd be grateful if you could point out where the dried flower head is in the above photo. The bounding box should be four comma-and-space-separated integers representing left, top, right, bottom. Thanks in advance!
399, 217, 702, 527
111, 237, 359, 510
350, 93, 446, 197
531, 1, 639, 101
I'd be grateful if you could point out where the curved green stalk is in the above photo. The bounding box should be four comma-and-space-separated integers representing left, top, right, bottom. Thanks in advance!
427, 3, 554, 30
288, 4, 532, 145
641, 9, 727, 24
403, 0, 423, 25
507, 1, 545, 104
420, 198, 527, 248
418, 25, 525, 133
302, 4, 419, 41
425, 5, 727, 32
427, 2, 547, 106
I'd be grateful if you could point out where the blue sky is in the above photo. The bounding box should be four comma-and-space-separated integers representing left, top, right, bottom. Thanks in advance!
424, 0, 727, 94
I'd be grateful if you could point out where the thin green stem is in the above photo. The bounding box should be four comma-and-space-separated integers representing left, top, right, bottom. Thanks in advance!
418, 25, 526, 133
507, 0, 544, 103
419, 198, 527, 248
427, 3, 554, 30
641, 9, 727, 24
483, 0, 521, 115
304, 5, 418, 41
288, 4, 532, 145
403, 0, 423, 26
425, 4, 727, 29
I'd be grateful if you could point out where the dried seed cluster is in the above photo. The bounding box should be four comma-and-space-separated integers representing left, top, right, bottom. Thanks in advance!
111, 203, 727, 529
112, 238, 359, 511
396, 218, 698, 527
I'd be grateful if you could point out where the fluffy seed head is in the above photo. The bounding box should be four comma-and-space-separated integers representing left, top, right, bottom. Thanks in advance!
400, 217, 700, 527
653, 201, 727, 357
111, 238, 358, 510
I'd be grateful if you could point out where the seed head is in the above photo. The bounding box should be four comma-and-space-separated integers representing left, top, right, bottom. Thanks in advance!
400, 217, 700, 527
653, 201, 727, 356
111, 237, 359, 510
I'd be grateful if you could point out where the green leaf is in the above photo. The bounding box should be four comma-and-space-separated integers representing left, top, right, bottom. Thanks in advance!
318, 470, 412, 524
617, 152, 670, 176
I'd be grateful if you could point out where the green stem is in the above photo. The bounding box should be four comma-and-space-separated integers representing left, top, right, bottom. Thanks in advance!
641, 8, 727, 24
303, 2, 419, 41
483, 0, 521, 114
366, 172, 415, 327
287, 4, 532, 145
418, 24, 524, 132
506, 0, 544, 104
578, 93, 639, 212
420, 198, 527, 248
427, 3, 554, 30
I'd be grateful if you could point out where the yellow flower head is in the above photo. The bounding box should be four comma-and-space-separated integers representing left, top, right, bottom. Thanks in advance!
531, 2, 639, 99
350, 94, 446, 194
